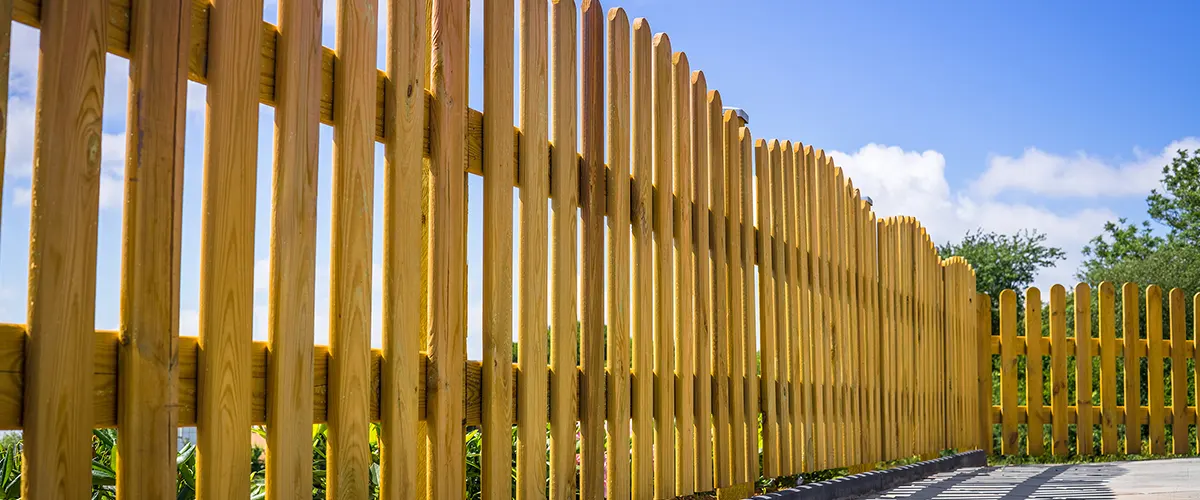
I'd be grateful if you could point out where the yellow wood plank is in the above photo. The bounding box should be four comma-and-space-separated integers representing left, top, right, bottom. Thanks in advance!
978, 293, 993, 451
328, 0, 378, 494
0, 0, 9, 231
195, 0, 260, 495
117, 0, 187, 495
652, 31, 676, 499
381, 0, 426, 496
578, 2, 605, 497
775, 142, 792, 475
1098, 282, 1118, 455
840, 175, 858, 468
628, 19, 654, 499
757, 139, 778, 478
795, 145, 814, 472
671, 51, 696, 496
999, 290, 1018, 455
427, 0, 468, 496
1170, 288, 1188, 454
21, 0, 106, 493
807, 150, 828, 470
516, 0, 550, 497
692, 73, 714, 493
725, 110, 747, 485
482, 0, 516, 497
784, 143, 803, 472
867, 205, 881, 462
1195, 293, 1200, 456
606, 7, 632, 499
1026, 287, 1044, 456
902, 218, 915, 458
268, 0, 322, 495
826, 164, 845, 466
1147, 285, 1166, 454
1124, 283, 1142, 454
710, 95, 731, 488
741, 127, 759, 482
878, 219, 892, 459
1075, 283, 1093, 455
550, 2, 579, 498
1050, 285, 1068, 457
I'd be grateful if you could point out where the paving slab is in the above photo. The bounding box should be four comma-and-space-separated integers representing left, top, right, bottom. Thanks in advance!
865, 458, 1200, 499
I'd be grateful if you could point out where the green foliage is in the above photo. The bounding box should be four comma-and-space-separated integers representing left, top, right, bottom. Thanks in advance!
1080, 148, 1200, 297
1147, 149, 1200, 245
938, 229, 1066, 301
939, 228, 1065, 333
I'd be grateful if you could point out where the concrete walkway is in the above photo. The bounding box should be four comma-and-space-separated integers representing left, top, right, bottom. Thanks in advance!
865, 458, 1200, 499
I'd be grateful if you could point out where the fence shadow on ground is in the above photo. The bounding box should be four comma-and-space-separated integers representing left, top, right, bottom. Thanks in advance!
873, 463, 1123, 499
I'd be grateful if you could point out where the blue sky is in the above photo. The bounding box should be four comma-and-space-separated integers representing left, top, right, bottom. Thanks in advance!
0, 1, 1197, 358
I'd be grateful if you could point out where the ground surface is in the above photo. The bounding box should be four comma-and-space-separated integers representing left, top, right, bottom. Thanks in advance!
866, 458, 1200, 499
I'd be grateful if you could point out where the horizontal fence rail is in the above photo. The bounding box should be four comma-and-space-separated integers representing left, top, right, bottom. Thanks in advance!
984, 283, 1200, 459
1, 0, 986, 497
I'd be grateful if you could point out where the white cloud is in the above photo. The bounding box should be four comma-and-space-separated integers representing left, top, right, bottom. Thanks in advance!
972, 138, 1200, 199
828, 143, 1126, 289
180, 309, 200, 338
254, 258, 270, 292
10, 188, 30, 207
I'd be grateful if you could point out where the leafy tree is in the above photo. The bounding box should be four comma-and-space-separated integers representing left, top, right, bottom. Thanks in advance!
938, 229, 1066, 301
1147, 148, 1200, 244
1079, 148, 1200, 298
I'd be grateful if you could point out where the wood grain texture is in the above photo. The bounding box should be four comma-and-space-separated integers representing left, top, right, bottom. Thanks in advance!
328, 0, 378, 495
726, 112, 747, 485
549, 2, 578, 498
840, 178, 857, 467
831, 168, 848, 466
876, 219, 887, 461
808, 151, 828, 470
652, 32, 675, 498
1194, 293, 1200, 456
1123, 283, 1141, 454
1050, 284, 1069, 457
671, 50, 695, 496
1147, 285, 1165, 455
21, 0, 106, 494
1026, 287, 1044, 456
977, 293, 992, 451
1076, 283, 1093, 455
606, 8, 631, 500
757, 140, 778, 478
267, 0, 321, 495
516, 0, 549, 496
482, 0, 515, 497
1099, 282, 1117, 455
999, 289, 1018, 455
628, 17, 654, 500
774, 142, 792, 474
711, 102, 730, 487
0, 0, 10, 239
195, 0, 260, 495
1170, 288, 1187, 454
118, 0, 188, 495
382, 0, 426, 496
791, 145, 810, 472
579, 3, 605, 497
741, 127, 758, 482
427, 0, 468, 496
692, 73, 712, 492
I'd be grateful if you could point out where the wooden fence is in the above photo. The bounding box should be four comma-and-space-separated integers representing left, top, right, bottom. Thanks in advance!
0, 0, 986, 497
985, 283, 1200, 458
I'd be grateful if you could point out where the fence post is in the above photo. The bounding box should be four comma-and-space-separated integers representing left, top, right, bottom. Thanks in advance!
118, 0, 189, 496
977, 292, 993, 452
